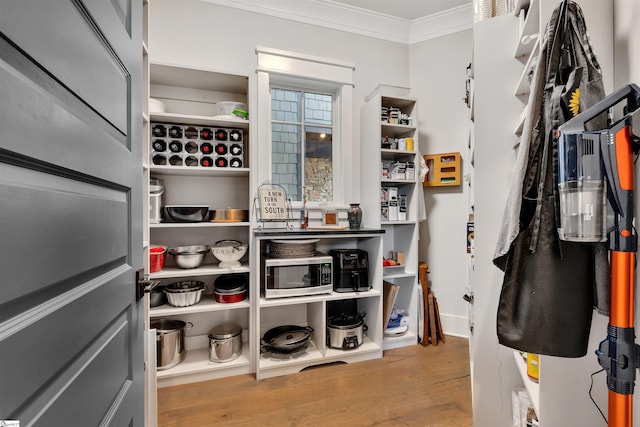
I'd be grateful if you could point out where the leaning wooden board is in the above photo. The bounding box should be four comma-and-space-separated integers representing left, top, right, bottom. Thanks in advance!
428, 291, 438, 345
419, 263, 430, 346
434, 295, 445, 343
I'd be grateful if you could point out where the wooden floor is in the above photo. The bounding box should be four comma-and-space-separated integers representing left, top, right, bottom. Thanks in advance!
157, 336, 472, 426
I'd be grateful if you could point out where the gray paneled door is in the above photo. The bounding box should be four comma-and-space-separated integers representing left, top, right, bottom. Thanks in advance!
0, 1, 144, 426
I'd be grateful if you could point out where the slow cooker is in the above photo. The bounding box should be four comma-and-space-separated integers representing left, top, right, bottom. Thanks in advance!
327, 313, 367, 350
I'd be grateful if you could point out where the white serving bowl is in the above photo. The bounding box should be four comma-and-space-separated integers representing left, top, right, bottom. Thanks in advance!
210, 240, 248, 268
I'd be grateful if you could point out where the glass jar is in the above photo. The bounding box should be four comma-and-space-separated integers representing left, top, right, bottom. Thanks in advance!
348, 203, 362, 229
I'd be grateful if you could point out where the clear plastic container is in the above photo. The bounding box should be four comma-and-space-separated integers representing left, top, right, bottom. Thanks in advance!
558, 180, 606, 242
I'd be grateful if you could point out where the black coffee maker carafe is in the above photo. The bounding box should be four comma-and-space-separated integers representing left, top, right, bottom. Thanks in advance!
329, 249, 369, 292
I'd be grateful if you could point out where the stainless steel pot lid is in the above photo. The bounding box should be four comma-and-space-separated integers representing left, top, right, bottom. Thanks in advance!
268, 329, 310, 346
208, 322, 242, 339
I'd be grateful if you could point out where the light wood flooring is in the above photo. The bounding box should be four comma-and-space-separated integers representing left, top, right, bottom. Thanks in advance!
157, 336, 472, 426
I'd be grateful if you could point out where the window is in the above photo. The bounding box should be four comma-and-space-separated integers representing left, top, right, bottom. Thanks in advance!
270, 88, 333, 202
256, 47, 355, 207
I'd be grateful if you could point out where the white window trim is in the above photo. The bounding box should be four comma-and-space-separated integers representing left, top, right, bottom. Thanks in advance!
255, 46, 355, 208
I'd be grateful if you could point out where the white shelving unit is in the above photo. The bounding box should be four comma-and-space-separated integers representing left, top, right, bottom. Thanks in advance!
253, 230, 385, 379
471, 2, 614, 426
360, 93, 420, 350
143, 61, 253, 388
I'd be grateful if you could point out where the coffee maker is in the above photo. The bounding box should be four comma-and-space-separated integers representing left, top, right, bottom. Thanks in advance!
329, 249, 370, 292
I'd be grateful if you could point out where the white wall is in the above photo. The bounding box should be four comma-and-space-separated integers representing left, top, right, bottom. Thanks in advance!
149, 0, 475, 339
613, 0, 640, 88
409, 30, 474, 338
150, 0, 411, 200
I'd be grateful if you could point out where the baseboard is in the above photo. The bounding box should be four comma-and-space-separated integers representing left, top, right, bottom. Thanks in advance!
440, 313, 469, 339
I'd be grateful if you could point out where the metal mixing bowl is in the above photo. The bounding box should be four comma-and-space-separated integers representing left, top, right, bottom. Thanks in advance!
168, 245, 210, 269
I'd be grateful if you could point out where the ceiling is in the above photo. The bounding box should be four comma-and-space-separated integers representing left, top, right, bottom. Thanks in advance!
327, 0, 473, 21
204, 0, 475, 44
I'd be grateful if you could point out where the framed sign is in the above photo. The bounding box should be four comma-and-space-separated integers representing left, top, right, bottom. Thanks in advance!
323, 211, 338, 226
258, 186, 289, 221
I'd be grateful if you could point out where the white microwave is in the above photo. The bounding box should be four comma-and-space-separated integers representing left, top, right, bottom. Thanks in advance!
264, 254, 333, 298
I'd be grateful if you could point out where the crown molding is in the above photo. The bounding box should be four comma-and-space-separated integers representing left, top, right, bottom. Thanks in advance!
411, 5, 474, 44
199, 0, 473, 44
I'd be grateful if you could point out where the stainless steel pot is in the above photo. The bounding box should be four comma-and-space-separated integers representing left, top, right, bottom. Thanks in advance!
209, 209, 249, 222
208, 322, 243, 362
262, 325, 313, 353
151, 319, 192, 370
327, 313, 367, 350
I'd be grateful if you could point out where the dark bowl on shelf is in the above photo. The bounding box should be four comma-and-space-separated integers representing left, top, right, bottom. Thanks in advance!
164, 205, 209, 222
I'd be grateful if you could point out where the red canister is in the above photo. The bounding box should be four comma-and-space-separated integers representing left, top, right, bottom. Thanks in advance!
149, 245, 167, 273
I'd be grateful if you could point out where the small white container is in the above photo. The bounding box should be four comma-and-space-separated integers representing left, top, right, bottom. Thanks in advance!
217, 101, 247, 119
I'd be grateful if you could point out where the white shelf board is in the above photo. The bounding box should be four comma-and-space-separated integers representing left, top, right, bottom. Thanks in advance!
150, 111, 249, 129
258, 340, 324, 370
381, 220, 417, 226
381, 148, 417, 160
150, 296, 250, 317
150, 263, 250, 279
149, 165, 249, 177
514, 0, 539, 59
324, 337, 381, 358
383, 269, 416, 280
513, 350, 540, 416
156, 345, 250, 380
380, 123, 417, 138
381, 178, 417, 184
382, 330, 417, 350
513, 40, 540, 100
259, 289, 381, 308
150, 221, 250, 229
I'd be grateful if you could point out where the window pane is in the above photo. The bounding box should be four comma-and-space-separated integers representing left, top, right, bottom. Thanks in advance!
271, 88, 333, 202
305, 126, 332, 202
271, 88, 301, 122
304, 93, 332, 125
271, 123, 302, 201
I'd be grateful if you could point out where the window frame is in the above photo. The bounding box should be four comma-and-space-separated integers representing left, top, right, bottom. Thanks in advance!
269, 83, 337, 203
255, 46, 355, 209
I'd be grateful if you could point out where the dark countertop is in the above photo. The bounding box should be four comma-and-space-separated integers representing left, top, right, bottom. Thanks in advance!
254, 227, 385, 237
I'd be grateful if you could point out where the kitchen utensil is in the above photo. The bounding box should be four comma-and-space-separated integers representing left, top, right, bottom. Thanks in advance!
327, 313, 367, 350
163, 280, 205, 307
151, 319, 192, 370
262, 325, 314, 353
209, 208, 249, 222
208, 322, 243, 362
168, 245, 210, 269
164, 205, 209, 222
210, 240, 248, 268
149, 245, 167, 273
214, 274, 248, 303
